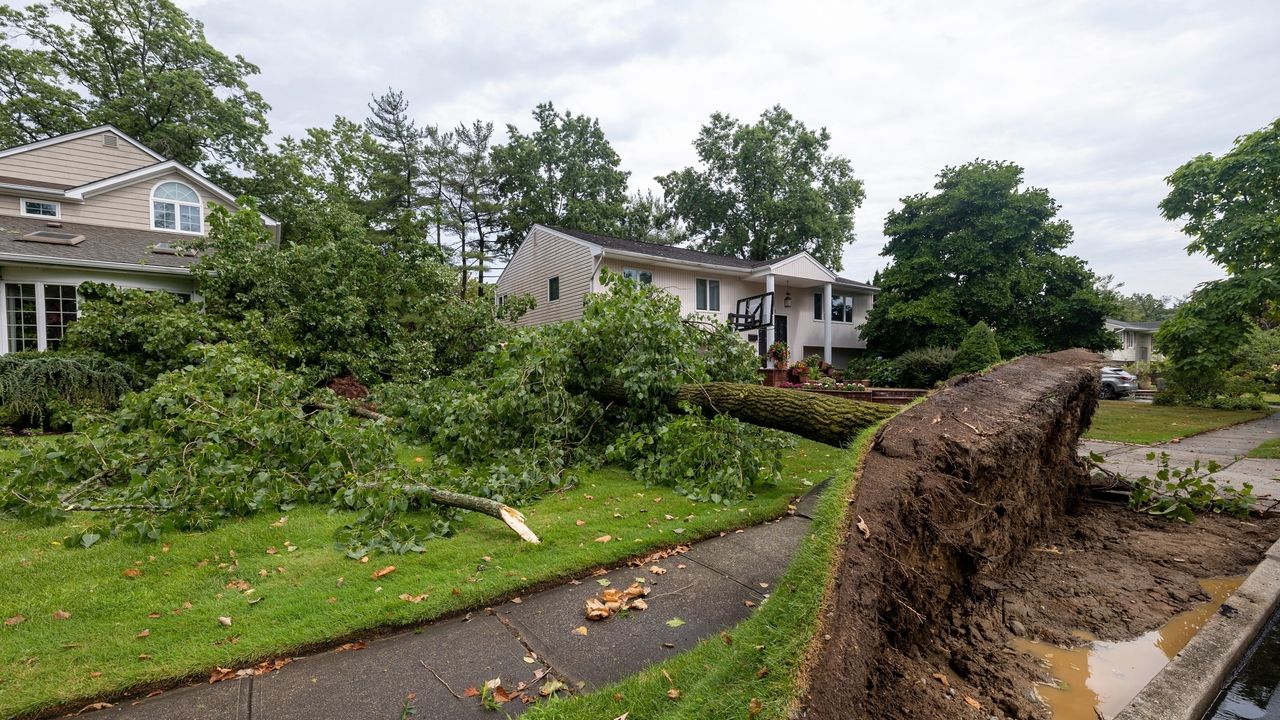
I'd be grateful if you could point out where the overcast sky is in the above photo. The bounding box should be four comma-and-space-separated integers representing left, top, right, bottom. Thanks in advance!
181, 0, 1280, 298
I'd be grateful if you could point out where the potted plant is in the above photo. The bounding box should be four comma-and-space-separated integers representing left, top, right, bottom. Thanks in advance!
759, 341, 790, 387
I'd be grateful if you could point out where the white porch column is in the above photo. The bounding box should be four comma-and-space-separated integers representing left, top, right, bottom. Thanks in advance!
765, 273, 776, 368
822, 282, 833, 364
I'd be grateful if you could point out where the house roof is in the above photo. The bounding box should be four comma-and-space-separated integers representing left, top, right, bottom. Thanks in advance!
1106, 318, 1163, 331
542, 225, 877, 290
0, 215, 199, 274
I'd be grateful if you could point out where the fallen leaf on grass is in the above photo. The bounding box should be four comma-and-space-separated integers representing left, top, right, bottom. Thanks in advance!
265, 547, 278, 555
335, 641, 366, 652
399, 593, 428, 603
665, 617, 686, 628
667, 688, 681, 699
217, 616, 233, 627
209, 667, 237, 684
136, 629, 150, 638
148, 612, 161, 618
371, 565, 396, 580
4, 614, 24, 626
270, 516, 288, 528
122, 568, 142, 578
89, 671, 102, 679
749, 698, 763, 717
594, 535, 612, 543
575, 519, 585, 526
756, 666, 769, 678
540, 678, 566, 696
226, 579, 252, 592
137, 654, 152, 661
53, 609, 71, 620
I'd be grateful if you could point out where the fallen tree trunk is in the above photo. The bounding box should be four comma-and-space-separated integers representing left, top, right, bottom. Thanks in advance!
672, 382, 899, 447
591, 380, 900, 447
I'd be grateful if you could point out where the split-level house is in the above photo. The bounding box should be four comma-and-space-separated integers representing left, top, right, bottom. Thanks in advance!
0, 126, 277, 354
1103, 318, 1163, 363
495, 225, 878, 367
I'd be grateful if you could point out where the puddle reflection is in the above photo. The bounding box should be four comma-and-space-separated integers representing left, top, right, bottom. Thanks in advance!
1012, 576, 1244, 720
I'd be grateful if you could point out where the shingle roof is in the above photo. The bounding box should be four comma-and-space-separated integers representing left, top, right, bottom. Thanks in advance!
547, 225, 767, 269
545, 226, 878, 290
1106, 318, 1163, 331
0, 215, 199, 271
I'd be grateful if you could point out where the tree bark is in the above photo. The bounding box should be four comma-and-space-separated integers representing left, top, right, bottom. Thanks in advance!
358, 482, 540, 543
592, 380, 900, 448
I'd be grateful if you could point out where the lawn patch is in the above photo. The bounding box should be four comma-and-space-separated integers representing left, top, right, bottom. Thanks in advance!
1249, 438, 1280, 459
0, 438, 843, 718
522, 426, 878, 720
1084, 401, 1267, 444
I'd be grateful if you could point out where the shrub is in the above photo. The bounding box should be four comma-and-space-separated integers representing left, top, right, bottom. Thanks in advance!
61, 283, 222, 377
865, 357, 899, 387
951, 321, 1002, 375
0, 351, 141, 429
893, 346, 955, 388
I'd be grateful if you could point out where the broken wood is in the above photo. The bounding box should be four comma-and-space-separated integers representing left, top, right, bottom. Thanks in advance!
358, 482, 540, 543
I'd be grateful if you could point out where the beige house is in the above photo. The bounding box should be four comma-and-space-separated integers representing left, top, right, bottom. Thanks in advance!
0, 125, 278, 353
1103, 319, 1163, 363
495, 225, 878, 367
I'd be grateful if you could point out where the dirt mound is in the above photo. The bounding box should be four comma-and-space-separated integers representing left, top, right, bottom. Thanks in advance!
804, 349, 1103, 719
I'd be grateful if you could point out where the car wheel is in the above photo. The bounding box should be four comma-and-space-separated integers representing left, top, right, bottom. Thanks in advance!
1100, 384, 1116, 400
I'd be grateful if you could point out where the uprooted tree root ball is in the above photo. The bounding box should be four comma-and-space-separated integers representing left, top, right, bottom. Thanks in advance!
803, 349, 1104, 719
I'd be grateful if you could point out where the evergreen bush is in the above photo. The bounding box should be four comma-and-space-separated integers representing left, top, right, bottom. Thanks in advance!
951, 321, 1002, 376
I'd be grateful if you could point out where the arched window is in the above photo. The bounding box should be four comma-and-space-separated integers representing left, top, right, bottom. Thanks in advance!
152, 181, 202, 233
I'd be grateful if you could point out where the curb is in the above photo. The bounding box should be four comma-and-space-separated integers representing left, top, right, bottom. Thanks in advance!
1115, 536, 1280, 720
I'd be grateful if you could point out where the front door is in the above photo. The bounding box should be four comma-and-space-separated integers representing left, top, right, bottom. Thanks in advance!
756, 315, 788, 362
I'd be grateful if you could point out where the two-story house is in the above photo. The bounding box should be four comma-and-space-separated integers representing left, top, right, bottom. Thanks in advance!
494, 225, 878, 368
0, 125, 278, 354
1103, 318, 1163, 363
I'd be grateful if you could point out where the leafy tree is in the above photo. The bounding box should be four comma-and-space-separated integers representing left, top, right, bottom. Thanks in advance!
442, 120, 501, 295
0, 351, 140, 429
1156, 117, 1280, 400
220, 117, 378, 246
1094, 275, 1181, 322
951, 321, 1002, 375
621, 190, 683, 245
861, 160, 1118, 357
491, 102, 630, 257
0, 0, 269, 167
657, 105, 865, 269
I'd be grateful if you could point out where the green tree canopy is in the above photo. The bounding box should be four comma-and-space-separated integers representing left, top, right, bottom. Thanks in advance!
657, 105, 864, 270
491, 102, 630, 257
1155, 117, 1280, 399
0, 0, 269, 167
861, 160, 1117, 357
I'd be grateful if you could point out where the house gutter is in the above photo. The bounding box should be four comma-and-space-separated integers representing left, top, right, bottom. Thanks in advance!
601, 247, 756, 276
0, 253, 194, 276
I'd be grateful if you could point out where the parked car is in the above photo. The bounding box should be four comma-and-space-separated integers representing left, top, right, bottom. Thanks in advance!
1100, 366, 1139, 399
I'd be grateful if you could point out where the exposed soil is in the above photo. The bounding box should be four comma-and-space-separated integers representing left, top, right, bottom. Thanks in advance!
800, 349, 1280, 720
854, 502, 1280, 720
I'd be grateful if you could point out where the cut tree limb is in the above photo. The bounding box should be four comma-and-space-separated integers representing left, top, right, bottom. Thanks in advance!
359, 482, 540, 543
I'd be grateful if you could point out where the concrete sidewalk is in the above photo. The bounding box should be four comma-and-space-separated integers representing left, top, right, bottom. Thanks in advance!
1080, 411, 1280, 498
86, 499, 822, 719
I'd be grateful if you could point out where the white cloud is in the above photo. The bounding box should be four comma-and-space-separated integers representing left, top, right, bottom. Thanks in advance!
187, 0, 1280, 297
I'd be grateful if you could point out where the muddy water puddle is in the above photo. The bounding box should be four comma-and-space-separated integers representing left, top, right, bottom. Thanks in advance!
1012, 576, 1244, 720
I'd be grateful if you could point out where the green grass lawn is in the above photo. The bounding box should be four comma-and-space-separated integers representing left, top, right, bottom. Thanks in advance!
1084, 401, 1268, 445
0, 437, 850, 718
525, 425, 879, 720
1249, 438, 1280, 459
1265, 393, 1280, 405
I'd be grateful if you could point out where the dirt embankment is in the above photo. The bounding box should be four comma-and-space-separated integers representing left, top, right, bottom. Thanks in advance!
804, 349, 1103, 719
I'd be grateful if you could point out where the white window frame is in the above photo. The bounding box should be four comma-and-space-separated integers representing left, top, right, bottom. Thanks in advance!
831, 293, 855, 323
19, 197, 61, 219
695, 277, 720, 311
1124, 331, 1134, 349
1, 281, 80, 353
622, 267, 653, 284
151, 180, 204, 235
548, 276, 560, 302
